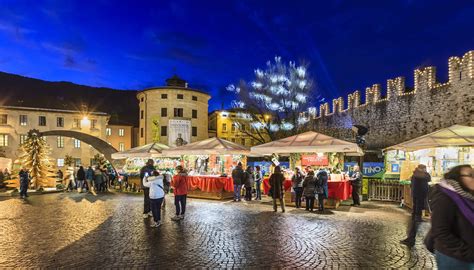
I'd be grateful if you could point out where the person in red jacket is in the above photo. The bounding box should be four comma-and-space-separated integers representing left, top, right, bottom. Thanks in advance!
171, 165, 188, 221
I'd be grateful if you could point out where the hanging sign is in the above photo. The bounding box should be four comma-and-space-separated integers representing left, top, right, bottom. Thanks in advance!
301, 155, 329, 166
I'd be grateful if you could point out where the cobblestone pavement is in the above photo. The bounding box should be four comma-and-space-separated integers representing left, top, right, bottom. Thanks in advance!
0, 192, 435, 269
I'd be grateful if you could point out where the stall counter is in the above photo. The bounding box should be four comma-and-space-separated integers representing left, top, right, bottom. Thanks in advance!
173, 175, 234, 200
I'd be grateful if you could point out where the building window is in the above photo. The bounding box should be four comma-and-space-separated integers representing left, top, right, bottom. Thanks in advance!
57, 117, 64, 127
192, 127, 197, 137
241, 138, 246, 145
57, 136, 64, 148
39, 116, 46, 126
91, 119, 97, 129
119, 143, 125, 151
74, 158, 81, 167
222, 123, 227, 132
20, 134, 27, 144
140, 128, 144, 138
161, 94, 168, 99
251, 139, 255, 145
231, 124, 236, 132
106, 128, 111, 136
192, 109, 197, 119
19, 115, 27, 126
161, 108, 168, 117
177, 94, 183, 99
192, 96, 197, 101
57, 159, 64, 167
174, 108, 183, 117
0, 114, 7, 125
231, 138, 236, 143
241, 124, 246, 131
141, 97, 144, 102
73, 139, 81, 148
161, 126, 167, 136
118, 128, 125, 137
140, 110, 144, 119
73, 119, 81, 128
0, 134, 8, 146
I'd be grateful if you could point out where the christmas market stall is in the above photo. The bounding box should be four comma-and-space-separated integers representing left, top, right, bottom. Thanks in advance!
251, 131, 364, 208
384, 125, 474, 208
162, 137, 250, 200
111, 142, 180, 191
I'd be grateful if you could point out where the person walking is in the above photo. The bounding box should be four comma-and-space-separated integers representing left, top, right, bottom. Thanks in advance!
86, 166, 96, 195
244, 166, 254, 201
142, 170, 165, 227
139, 159, 155, 218
93, 166, 104, 192
303, 170, 316, 212
291, 167, 305, 208
171, 165, 188, 221
349, 165, 362, 206
424, 165, 474, 269
19, 167, 29, 199
76, 166, 86, 193
269, 166, 285, 213
400, 164, 431, 247
255, 166, 263, 200
232, 162, 245, 202
316, 169, 329, 212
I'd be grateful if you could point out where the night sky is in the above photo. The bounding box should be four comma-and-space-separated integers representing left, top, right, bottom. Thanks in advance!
1, 0, 473, 110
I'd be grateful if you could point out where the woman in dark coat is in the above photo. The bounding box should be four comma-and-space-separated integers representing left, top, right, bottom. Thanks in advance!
303, 170, 316, 212
425, 165, 474, 269
269, 166, 285, 213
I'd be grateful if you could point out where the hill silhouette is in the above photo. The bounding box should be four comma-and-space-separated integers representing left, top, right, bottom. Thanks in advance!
0, 71, 138, 126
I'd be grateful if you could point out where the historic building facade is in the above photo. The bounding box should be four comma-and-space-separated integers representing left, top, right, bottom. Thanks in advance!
0, 106, 110, 168
137, 75, 211, 146
105, 124, 135, 152
300, 50, 474, 150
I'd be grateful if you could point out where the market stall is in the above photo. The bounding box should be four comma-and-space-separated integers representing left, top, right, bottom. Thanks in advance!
163, 137, 250, 199
111, 142, 180, 191
251, 131, 363, 208
384, 125, 474, 208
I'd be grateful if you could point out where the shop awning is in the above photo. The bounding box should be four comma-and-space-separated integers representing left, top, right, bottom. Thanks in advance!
162, 137, 250, 156
111, 142, 170, 159
250, 131, 364, 156
385, 125, 474, 152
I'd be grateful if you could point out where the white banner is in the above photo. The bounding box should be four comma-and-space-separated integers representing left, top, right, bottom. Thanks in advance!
168, 119, 191, 147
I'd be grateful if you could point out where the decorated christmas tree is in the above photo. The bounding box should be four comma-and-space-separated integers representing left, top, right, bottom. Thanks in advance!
17, 129, 57, 190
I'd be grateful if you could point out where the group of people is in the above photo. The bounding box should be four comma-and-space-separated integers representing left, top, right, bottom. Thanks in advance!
140, 159, 188, 228
231, 163, 263, 202
0, 168, 11, 189
400, 164, 474, 269
60, 165, 116, 194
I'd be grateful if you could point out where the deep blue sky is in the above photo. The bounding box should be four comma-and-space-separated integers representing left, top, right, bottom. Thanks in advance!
1, 0, 473, 110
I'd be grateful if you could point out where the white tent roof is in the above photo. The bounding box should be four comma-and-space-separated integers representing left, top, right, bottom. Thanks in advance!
385, 125, 474, 152
162, 137, 250, 156
250, 131, 364, 155
111, 142, 170, 159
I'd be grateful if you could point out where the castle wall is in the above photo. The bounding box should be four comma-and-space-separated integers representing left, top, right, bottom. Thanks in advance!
305, 51, 474, 150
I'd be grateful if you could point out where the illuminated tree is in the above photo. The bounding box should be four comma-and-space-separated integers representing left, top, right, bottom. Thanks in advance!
18, 129, 56, 189
227, 56, 315, 142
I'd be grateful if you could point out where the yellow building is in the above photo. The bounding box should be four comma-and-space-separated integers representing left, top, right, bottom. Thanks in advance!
0, 105, 110, 168
105, 124, 136, 152
137, 75, 210, 146
208, 110, 270, 147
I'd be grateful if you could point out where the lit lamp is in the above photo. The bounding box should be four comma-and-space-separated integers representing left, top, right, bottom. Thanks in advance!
81, 116, 91, 127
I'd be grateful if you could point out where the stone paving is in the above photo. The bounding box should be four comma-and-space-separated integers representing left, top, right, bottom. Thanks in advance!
0, 192, 435, 269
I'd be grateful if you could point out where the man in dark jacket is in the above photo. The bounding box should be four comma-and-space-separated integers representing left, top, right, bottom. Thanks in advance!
232, 162, 245, 202
140, 159, 155, 218
349, 165, 362, 206
19, 167, 29, 199
401, 164, 431, 247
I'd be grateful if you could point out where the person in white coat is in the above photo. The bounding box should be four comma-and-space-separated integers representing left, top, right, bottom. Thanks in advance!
142, 170, 165, 227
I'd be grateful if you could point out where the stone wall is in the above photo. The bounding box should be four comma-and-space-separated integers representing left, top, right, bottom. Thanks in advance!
305, 51, 474, 150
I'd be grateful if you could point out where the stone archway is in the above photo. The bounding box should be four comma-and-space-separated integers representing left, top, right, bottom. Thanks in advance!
40, 130, 118, 162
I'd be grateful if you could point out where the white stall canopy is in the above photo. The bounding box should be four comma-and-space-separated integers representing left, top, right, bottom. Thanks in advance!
162, 137, 250, 156
111, 142, 170, 159
251, 131, 363, 156
385, 125, 474, 152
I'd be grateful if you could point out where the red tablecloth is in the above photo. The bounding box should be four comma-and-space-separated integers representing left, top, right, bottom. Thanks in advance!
262, 178, 352, 200
173, 175, 234, 193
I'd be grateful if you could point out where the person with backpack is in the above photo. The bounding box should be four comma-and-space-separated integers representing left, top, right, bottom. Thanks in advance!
142, 170, 165, 228
316, 168, 329, 212
254, 166, 263, 200
291, 167, 305, 208
303, 170, 316, 211
86, 166, 96, 195
76, 166, 86, 193
139, 159, 155, 218
231, 162, 245, 202
269, 166, 285, 213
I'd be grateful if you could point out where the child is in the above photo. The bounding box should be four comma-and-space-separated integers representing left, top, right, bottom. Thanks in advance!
142, 170, 165, 227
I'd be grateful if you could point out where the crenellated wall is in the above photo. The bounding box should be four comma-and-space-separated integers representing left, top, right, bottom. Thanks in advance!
304, 50, 474, 150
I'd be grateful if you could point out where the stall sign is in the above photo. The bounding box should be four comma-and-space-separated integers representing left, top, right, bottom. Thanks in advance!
391, 164, 400, 173
362, 162, 385, 177
301, 155, 329, 166
344, 162, 358, 173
